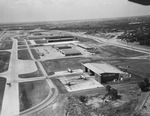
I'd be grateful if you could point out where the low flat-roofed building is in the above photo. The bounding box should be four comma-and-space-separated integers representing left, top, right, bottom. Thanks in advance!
47, 38, 74, 43
77, 43, 92, 50
60, 48, 82, 56
82, 63, 126, 83
54, 45, 72, 49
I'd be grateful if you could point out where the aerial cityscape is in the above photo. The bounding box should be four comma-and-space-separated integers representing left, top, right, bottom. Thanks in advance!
1, 0, 150, 116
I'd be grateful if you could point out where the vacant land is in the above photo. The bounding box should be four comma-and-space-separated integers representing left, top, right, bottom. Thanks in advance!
0, 77, 6, 112
19, 62, 43, 78
28, 95, 67, 116
0, 51, 11, 72
18, 41, 26, 46
41, 57, 91, 73
19, 80, 50, 111
104, 59, 150, 79
18, 46, 27, 49
31, 49, 40, 59
51, 78, 68, 93
1, 37, 12, 41
14, 37, 25, 42
89, 45, 146, 58
65, 84, 141, 116
76, 37, 99, 45
0, 41, 13, 50
34, 40, 47, 44
102, 45, 146, 57
18, 49, 32, 60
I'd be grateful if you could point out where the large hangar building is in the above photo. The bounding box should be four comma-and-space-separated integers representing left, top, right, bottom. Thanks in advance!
82, 63, 126, 83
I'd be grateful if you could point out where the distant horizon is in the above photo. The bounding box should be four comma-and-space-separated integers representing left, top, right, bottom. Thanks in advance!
1, 0, 150, 24
0, 14, 150, 25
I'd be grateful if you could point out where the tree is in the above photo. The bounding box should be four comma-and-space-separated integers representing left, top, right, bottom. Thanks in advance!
143, 77, 149, 87
138, 81, 146, 91
104, 85, 120, 100
79, 96, 87, 103
110, 88, 118, 100
106, 85, 111, 92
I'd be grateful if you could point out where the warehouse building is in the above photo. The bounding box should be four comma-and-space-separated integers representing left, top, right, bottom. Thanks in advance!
54, 45, 72, 50
47, 38, 74, 43
60, 48, 82, 56
82, 63, 127, 83
76, 43, 92, 50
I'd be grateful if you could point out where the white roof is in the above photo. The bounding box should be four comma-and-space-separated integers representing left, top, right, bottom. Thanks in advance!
82, 63, 124, 74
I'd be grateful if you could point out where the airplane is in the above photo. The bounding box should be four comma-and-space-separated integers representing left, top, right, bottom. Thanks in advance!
129, 0, 150, 5
79, 75, 87, 80
65, 81, 76, 86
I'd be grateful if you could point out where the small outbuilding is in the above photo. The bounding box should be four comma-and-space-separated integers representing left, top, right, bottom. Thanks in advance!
82, 63, 127, 83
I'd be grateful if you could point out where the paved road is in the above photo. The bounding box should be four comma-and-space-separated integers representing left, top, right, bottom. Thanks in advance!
1, 38, 20, 116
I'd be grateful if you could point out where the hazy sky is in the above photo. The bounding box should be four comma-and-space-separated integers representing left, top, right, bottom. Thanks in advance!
0, 0, 150, 23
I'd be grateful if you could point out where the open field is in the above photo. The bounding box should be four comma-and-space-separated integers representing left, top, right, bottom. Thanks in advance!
14, 37, 25, 42
19, 80, 50, 112
31, 49, 40, 59
18, 49, 32, 60
0, 51, 11, 72
103, 59, 150, 79
0, 41, 13, 50
76, 36, 100, 45
18, 41, 26, 46
18, 46, 27, 49
88, 45, 146, 58
1, 37, 12, 41
16, 60, 37, 75
102, 45, 146, 57
34, 39, 47, 44
28, 95, 67, 116
0, 77, 6, 112
65, 84, 141, 116
18, 62, 43, 78
41, 57, 91, 73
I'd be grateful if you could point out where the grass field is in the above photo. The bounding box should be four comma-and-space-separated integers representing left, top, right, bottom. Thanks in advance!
102, 45, 146, 57
41, 57, 91, 73
14, 37, 25, 42
89, 45, 146, 58
76, 37, 99, 44
18, 46, 27, 49
103, 59, 150, 79
18, 49, 32, 60
18, 41, 26, 46
0, 51, 11, 72
1, 37, 12, 41
19, 62, 43, 78
51, 78, 68, 93
0, 41, 13, 50
19, 80, 50, 112
31, 49, 40, 59
34, 40, 47, 44
0, 77, 6, 112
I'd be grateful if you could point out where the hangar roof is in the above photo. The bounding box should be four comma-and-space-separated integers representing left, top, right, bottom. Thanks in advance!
82, 63, 124, 74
